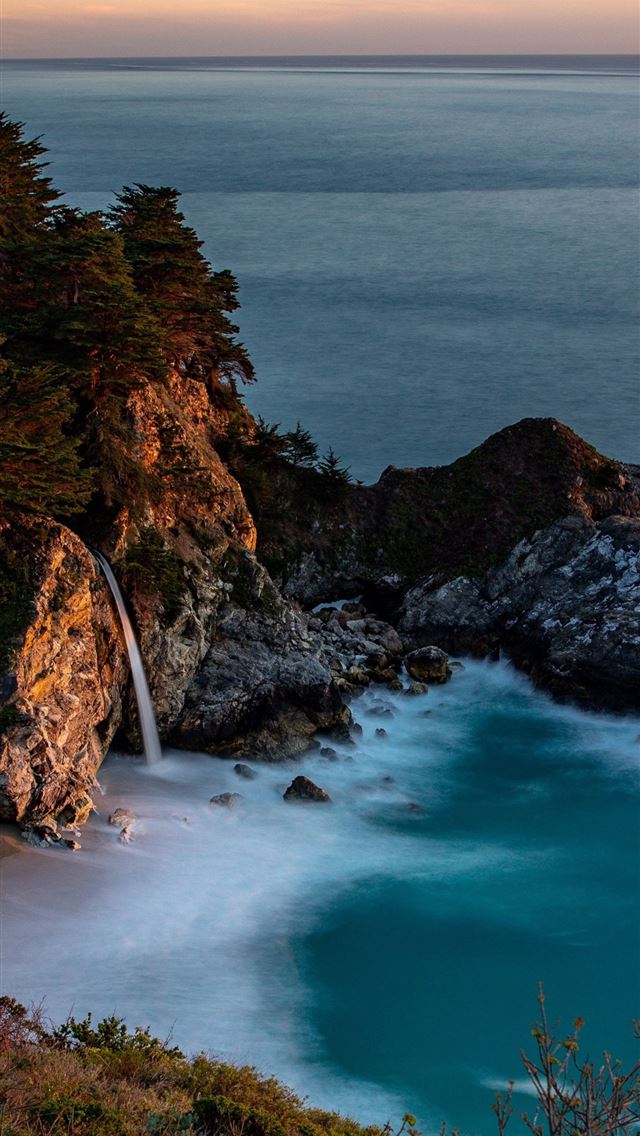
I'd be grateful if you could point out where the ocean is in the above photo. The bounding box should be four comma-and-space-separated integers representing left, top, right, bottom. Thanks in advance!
2, 55, 638, 480
1, 56, 639, 1134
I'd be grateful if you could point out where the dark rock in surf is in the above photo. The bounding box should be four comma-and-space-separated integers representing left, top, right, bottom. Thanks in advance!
404, 646, 451, 685
320, 746, 338, 759
283, 776, 331, 803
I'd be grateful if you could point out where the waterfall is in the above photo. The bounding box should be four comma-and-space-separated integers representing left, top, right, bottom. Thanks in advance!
93, 551, 162, 765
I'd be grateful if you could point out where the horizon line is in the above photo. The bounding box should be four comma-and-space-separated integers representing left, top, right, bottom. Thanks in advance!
5, 51, 640, 61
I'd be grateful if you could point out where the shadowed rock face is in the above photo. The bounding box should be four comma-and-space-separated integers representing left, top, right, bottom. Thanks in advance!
251, 418, 640, 605
173, 559, 349, 759
399, 514, 640, 711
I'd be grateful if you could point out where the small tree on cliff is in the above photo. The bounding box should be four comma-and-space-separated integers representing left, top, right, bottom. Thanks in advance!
318, 447, 352, 498
283, 421, 319, 468
109, 184, 254, 386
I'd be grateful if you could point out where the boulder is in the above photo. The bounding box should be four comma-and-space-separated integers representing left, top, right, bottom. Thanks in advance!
283, 776, 331, 803
109, 808, 136, 828
404, 646, 451, 684
405, 681, 428, 696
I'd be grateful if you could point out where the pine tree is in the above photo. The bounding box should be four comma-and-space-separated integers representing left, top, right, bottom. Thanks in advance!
283, 421, 319, 468
109, 184, 254, 385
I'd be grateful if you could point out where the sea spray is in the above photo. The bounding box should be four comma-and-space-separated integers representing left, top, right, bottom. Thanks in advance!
94, 551, 162, 765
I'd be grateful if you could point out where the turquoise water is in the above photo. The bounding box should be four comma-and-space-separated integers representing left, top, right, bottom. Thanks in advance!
1, 661, 638, 1133
296, 672, 640, 1129
2, 57, 639, 480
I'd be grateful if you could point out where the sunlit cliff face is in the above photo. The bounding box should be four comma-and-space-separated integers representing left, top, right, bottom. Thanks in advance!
5, 0, 638, 57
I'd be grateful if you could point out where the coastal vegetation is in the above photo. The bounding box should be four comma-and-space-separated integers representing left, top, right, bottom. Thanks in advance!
0, 991, 637, 1135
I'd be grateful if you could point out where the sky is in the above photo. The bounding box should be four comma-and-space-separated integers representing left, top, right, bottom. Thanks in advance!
3, 0, 639, 59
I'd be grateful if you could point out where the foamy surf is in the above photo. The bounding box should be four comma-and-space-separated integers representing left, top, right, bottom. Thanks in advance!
1, 658, 638, 1132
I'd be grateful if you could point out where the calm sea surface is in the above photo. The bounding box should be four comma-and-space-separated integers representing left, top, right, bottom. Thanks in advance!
1, 58, 639, 1134
2, 56, 639, 480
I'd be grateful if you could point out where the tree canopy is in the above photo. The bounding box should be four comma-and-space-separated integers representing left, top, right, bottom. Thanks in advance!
109, 184, 254, 385
0, 117, 256, 520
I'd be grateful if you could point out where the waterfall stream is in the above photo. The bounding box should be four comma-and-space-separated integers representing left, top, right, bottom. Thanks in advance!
93, 551, 162, 765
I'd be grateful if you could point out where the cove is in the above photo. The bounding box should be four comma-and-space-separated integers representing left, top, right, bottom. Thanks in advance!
0, 659, 637, 1134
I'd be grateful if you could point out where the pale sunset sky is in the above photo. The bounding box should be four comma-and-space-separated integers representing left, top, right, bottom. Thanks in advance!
3, 0, 639, 58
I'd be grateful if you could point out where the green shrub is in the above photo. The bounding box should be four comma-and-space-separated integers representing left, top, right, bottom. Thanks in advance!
124, 529, 186, 622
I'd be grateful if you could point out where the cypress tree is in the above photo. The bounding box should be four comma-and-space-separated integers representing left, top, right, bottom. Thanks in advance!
0, 356, 92, 515
109, 184, 254, 386
0, 113, 60, 242
28, 207, 166, 393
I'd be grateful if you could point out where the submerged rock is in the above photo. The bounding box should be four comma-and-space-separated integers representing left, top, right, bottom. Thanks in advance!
283, 776, 331, 803
319, 746, 338, 759
210, 792, 243, 808
405, 681, 428, 696
109, 808, 137, 843
233, 763, 257, 780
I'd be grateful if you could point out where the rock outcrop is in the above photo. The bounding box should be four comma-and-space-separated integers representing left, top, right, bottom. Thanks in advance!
0, 516, 126, 828
399, 514, 640, 711
91, 369, 258, 741
173, 560, 349, 758
248, 418, 640, 605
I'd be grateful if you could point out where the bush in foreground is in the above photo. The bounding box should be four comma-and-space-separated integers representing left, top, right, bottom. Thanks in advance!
0, 990, 637, 1135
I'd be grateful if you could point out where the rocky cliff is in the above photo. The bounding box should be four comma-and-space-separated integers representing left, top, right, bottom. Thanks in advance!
243, 417, 639, 603
399, 514, 640, 711
1, 398, 639, 837
0, 366, 346, 834
0, 516, 126, 832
